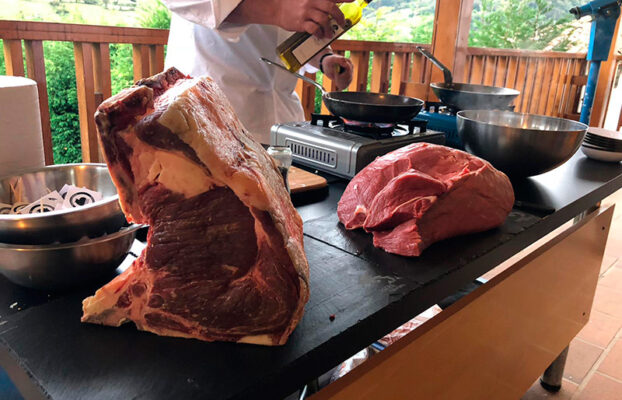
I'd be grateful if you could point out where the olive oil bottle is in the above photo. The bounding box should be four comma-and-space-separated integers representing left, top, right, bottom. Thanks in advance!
276, 0, 372, 72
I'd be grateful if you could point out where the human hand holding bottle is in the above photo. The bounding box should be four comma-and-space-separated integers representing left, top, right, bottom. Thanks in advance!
227, 0, 355, 39
275, 0, 355, 38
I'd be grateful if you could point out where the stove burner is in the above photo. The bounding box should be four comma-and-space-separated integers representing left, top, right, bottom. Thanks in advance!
423, 101, 516, 115
310, 114, 427, 139
424, 102, 460, 115
342, 118, 396, 136
341, 119, 394, 129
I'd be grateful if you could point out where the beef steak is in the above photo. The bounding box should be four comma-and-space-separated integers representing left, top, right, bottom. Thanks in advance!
337, 143, 514, 256
81, 68, 309, 346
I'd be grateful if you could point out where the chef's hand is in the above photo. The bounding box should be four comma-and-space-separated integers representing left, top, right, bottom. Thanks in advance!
322, 55, 353, 91
276, 0, 355, 39
227, 0, 354, 39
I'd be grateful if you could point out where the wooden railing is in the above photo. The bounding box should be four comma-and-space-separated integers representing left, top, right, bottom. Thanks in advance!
0, 20, 168, 164
297, 41, 592, 122
296, 40, 433, 117
3, 20, 618, 166
463, 48, 589, 119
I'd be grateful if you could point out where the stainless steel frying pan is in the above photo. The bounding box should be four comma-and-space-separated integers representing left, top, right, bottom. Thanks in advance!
417, 47, 520, 111
261, 57, 424, 123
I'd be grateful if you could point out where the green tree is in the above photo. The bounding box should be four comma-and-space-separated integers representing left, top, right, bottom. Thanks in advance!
109, 44, 134, 95
344, 6, 433, 44
0, 1, 171, 164
137, 0, 171, 29
110, 1, 170, 95
0, 42, 5, 76
410, 14, 433, 44
469, 0, 577, 51
45, 41, 82, 163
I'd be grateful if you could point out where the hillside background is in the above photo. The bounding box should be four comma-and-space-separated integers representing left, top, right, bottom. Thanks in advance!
0, 0, 600, 163
0, 0, 592, 50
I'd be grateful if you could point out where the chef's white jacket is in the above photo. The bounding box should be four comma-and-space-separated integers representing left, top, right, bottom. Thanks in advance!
163, 0, 309, 144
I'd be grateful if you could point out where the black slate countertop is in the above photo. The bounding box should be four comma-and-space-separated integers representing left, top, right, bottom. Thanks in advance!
1, 153, 622, 400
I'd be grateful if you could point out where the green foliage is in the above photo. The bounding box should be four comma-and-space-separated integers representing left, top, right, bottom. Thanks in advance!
0, 42, 5, 76
0, 1, 169, 164
314, 74, 323, 113
43, 41, 82, 163
344, 4, 434, 44
136, 0, 171, 29
1, 1, 136, 26
341, 0, 580, 50
110, 44, 134, 95
367, 0, 435, 15
108, 1, 171, 96
468, 0, 577, 51
409, 15, 434, 44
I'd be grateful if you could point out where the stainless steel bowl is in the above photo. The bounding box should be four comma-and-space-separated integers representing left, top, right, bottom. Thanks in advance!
0, 224, 141, 290
457, 110, 588, 177
0, 163, 126, 244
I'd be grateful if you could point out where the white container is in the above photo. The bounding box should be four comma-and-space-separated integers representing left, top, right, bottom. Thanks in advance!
0, 76, 45, 176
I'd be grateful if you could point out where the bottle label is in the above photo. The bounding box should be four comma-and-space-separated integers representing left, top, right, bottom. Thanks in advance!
292, 22, 346, 66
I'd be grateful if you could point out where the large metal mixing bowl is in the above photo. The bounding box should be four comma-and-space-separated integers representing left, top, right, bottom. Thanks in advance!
0, 224, 141, 290
457, 110, 588, 177
0, 163, 126, 244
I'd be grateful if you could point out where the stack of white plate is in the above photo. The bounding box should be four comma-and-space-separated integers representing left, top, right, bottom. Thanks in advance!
581, 127, 622, 162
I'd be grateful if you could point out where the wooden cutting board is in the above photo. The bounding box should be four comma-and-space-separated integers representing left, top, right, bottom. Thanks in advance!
288, 166, 327, 193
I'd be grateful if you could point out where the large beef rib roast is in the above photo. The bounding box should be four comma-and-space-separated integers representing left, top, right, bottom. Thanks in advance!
81, 68, 309, 346
338, 143, 514, 257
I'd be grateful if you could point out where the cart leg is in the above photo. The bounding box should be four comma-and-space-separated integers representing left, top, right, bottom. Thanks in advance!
298, 378, 320, 400
539, 203, 601, 393
540, 346, 569, 392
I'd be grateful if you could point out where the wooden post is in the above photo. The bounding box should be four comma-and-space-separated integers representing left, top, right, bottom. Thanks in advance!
2, 39, 25, 76
24, 40, 54, 165
91, 43, 112, 163
348, 51, 370, 92
149, 45, 165, 76
92, 43, 112, 105
425, 0, 475, 101
295, 72, 317, 120
370, 51, 390, 93
73, 42, 100, 163
590, 15, 621, 127
132, 44, 150, 82
390, 53, 409, 95
321, 60, 339, 115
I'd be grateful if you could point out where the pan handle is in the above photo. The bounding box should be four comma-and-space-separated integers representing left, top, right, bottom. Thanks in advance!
261, 57, 327, 95
416, 46, 453, 85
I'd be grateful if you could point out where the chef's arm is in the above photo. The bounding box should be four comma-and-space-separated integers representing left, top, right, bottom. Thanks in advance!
163, 0, 352, 38
162, 0, 244, 33
227, 0, 350, 38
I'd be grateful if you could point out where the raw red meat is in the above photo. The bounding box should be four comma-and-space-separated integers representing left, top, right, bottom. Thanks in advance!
81, 68, 309, 346
337, 143, 514, 256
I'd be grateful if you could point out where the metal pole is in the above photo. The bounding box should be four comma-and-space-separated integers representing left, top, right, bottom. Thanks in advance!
579, 60, 602, 125
540, 346, 570, 392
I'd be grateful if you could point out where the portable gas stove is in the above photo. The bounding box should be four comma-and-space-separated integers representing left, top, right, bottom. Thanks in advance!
418, 102, 516, 149
417, 102, 465, 149
270, 114, 445, 179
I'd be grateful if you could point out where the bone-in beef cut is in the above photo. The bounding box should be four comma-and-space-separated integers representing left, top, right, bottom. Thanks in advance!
337, 143, 514, 257
81, 68, 309, 346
